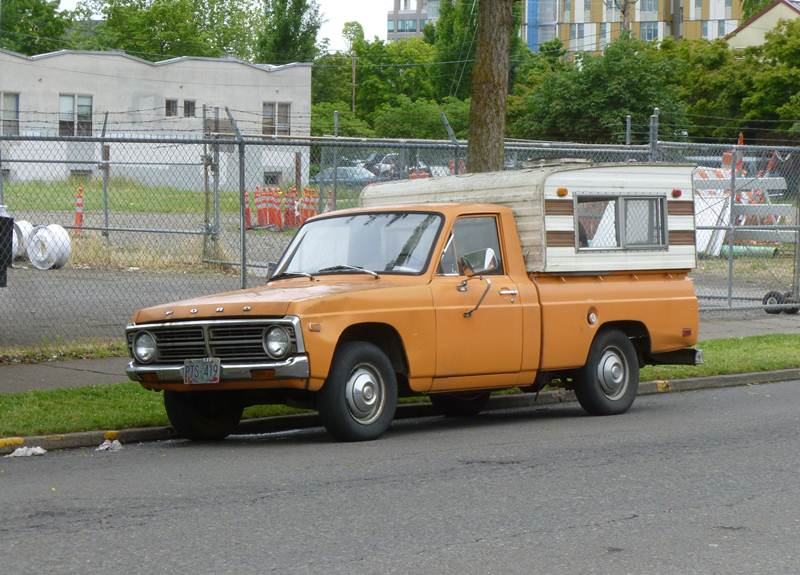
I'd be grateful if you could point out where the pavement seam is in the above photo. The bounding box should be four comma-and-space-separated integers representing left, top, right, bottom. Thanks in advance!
2, 368, 799, 455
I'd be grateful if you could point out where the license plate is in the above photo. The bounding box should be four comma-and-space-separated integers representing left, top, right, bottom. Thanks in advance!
183, 358, 222, 385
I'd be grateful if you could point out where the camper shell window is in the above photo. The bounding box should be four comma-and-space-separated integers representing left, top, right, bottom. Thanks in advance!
576, 195, 666, 251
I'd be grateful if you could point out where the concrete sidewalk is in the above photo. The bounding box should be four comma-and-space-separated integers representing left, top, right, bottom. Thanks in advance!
1, 312, 798, 394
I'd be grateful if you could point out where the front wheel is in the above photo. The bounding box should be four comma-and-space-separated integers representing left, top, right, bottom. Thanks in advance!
317, 342, 398, 442
574, 330, 639, 416
164, 391, 243, 441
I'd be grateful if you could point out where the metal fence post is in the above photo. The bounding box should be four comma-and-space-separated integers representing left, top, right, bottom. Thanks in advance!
225, 107, 247, 290
100, 111, 110, 238
625, 115, 632, 146
213, 106, 220, 236
332, 110, 339, 210
727, 145, 737, 308
440, 111, 459, 174
649, 108, 659, 161
0, 143, 4, 206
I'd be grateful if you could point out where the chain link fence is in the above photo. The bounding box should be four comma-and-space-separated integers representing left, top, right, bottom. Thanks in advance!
1, 128, 799, 346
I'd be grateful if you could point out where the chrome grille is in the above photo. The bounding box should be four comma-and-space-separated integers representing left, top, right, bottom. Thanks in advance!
129, 320, 299, 364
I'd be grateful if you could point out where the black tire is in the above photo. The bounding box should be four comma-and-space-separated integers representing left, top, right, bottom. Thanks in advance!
574, 329, 639, 416
763, 290, 785, 314
164, 391, 243, 441
430, 392, 490, 417
317, 341, 398, 442
783, 292, 800, 315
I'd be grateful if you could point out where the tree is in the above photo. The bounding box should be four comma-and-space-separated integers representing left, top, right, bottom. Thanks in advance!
311, 102, 374, 137
432, 0, 480, 100
76, 0, 260, 60
742, 0, 771, 19
255, 0, 321, 63
372, 95, 469, 139
468, 0, 516, 172
508, 35, 687, 143
0, 0, 72, 55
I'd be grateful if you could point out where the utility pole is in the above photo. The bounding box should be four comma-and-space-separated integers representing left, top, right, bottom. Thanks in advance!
468, 0, 516, 173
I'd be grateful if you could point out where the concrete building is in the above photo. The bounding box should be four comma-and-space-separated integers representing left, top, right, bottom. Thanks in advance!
387, 0, 439, 40
520, 0, 743, 52
726, 0, 800, 49
0, 49, 312, 189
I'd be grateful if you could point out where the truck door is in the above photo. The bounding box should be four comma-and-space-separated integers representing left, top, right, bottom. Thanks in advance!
431, 215, 523, 380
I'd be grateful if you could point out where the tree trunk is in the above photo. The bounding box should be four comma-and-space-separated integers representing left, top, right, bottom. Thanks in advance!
468, 0, 515, 173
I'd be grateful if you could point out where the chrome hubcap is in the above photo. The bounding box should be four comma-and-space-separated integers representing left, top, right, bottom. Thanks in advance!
345, 364, 385, 425
596, 347, 628, 401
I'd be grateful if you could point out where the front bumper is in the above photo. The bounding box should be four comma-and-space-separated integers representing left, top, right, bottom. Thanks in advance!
126, 355, 310, 383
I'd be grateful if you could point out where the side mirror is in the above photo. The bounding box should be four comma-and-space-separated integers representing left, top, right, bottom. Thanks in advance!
460, 248, 498, 277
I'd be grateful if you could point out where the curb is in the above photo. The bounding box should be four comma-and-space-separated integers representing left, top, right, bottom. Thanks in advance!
3, 368, 800, 456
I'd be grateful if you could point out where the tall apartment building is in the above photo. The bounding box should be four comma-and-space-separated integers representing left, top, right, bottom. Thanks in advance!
387, 0, 440, 40
522, 0, 742, 52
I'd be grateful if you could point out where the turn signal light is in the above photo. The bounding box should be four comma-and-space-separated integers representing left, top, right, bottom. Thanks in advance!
556, 187, 569, 197
672, 189, 682, 198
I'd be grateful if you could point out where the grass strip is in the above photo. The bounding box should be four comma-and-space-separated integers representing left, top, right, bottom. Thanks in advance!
0, 338, 127, 365
1, 333, 799, 438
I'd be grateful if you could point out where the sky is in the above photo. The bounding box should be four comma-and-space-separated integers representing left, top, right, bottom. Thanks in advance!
58, 1, 388, 52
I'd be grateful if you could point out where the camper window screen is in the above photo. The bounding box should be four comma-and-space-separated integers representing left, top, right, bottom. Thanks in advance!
576, 198, 619, 249
576, 196, 666, 250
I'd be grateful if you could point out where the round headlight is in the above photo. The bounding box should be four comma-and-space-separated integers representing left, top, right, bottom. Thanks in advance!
133, 331, 157, 363
263, 326, 291, 359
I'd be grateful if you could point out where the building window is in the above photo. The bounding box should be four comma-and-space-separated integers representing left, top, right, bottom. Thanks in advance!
165, 99, 178, 117
641, 0, 658, 16
388, 19, 395, 32
564, 0, 571, 21
576, 196, 666, 250
398, 19, 417, 32
569, 23, 584, 39
725, 0, 733, 18
59, 94, 92, 136
718, 19, 726, 37
702, 20, 709, 38
264, 171, 281, 186
640, 21, 659, 41
599, 22, 608, 49
427, 0, 440, 19
1, 92, 20, 136
263, 102, 291, 136
584, 1, 591, 22
695, 0, 702, 20
183, 100, 196, 118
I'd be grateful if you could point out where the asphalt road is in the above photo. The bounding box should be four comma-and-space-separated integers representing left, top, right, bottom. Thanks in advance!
2, 382, 800, 575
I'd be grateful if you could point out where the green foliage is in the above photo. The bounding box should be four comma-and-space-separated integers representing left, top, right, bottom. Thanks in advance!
255, 0, 322, 63
372, 95, 469, 139
0, 0, 72, 55
742, 0, 771, 19
75, 0, 260, 60
508, 35, 687, 143
311, 102, 374, 137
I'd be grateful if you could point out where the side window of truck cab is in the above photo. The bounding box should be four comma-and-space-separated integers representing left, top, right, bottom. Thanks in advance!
438, 216, 504, 276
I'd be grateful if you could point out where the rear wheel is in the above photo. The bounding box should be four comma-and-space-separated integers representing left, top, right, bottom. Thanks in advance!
164, 391, 243, 441
574, 330, 639, 416
783, 292, 799, 315
318, 342, 398, 442
430, 392, 490, 417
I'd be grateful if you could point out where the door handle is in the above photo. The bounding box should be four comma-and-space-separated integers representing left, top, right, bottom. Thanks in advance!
499, 288, 518, 296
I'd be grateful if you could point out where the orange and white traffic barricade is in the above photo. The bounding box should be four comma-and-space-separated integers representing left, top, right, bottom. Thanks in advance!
267, 187, 282, 229
300, 187, 318, 223
74, 186, 84, 236
254, 187, 269, 228
244, 190, 253, 230
284, 187, 298, 228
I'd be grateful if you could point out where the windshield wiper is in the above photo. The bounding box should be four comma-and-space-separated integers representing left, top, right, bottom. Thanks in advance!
316, 265, 380, 279
269, 271, 315, 281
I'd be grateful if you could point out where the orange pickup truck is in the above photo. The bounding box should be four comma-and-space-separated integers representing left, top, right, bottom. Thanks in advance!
126, 163, 701, 442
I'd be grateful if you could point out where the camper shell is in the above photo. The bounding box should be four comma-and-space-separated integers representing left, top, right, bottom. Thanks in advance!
361, 162, 697, 274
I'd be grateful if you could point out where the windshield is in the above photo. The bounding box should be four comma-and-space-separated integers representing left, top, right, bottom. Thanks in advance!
275, 212, 443, 276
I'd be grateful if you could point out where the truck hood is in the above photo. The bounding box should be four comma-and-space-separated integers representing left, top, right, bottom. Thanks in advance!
132, 279, 404, 324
